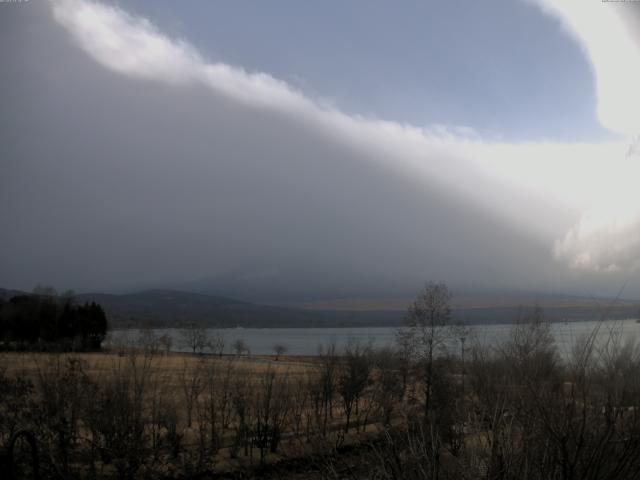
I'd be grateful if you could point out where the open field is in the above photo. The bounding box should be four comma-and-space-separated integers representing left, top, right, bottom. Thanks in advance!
0, 348, 392, 479
0, 351, 316, 379
5, 316, 640, 479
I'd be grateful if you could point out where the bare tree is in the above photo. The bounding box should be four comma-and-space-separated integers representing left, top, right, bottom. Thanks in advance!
210, 330, 225, 356
180, 323, 209, 354
137, 325, 160, 355
232, 339, 249, 357
402, 281, 452, 418
288, 375, 310, 439
230, 373, 253, 458
273, 343, 288, 361
252, 368, 291, 462
394, 329, 414, 400
194, 357, 220, 467
505, 303, 558, 382
217, 359, 236, 432
157, 333, 173, 355
82, 352, 154, 479
370, 348, 405, 427
450, 322, 471, 394
178, 359, 205, 427
337, 340, 371, 433
317, 342, 338, 437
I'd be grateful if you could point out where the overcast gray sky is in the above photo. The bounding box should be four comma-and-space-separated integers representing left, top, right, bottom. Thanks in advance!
1, 0, 640, 302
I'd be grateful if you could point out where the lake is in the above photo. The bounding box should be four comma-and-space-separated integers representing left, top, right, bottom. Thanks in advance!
109, 318, 640, 357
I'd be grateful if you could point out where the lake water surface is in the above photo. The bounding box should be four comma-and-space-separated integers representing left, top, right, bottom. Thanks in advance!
110, 318, 640, 357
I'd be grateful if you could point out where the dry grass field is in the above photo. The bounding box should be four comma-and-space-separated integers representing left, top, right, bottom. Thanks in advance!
0, 348, 386, 478
0, 350, 316, 381
6, 315, 640, 479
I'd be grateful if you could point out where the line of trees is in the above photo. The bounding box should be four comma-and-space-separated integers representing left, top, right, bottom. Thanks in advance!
0, 287, 108, 351
319, 282, 640, 480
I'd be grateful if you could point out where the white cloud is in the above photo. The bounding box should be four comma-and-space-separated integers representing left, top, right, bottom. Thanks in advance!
529, 0, 640, 273
52, 0, 203, 85
50, 0, 640, 275
555, 207, 640, 272
531, 0, 640, 137
553, 143, 640, 272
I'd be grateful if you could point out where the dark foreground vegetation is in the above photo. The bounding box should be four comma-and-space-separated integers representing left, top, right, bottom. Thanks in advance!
2, 283, 640, 479
0, 288, 108, 351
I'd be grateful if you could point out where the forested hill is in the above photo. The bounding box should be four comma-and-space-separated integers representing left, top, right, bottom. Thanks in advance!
71, 290, 640, 328
0, 288, 401, 328
74, 289, 402, 328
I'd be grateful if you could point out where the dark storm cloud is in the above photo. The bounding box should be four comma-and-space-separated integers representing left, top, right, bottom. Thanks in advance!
0, 1, 635, 301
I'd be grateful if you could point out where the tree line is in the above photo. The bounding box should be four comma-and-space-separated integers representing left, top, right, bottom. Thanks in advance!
0, 286, 108, 351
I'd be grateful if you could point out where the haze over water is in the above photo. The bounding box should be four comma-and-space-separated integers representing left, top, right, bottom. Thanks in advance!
112, 319, 640, 357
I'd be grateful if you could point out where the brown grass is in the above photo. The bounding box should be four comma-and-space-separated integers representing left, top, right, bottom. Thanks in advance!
0, 351, 314, 377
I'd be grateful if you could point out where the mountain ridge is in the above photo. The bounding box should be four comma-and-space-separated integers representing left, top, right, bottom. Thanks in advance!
2, 287, 639, 328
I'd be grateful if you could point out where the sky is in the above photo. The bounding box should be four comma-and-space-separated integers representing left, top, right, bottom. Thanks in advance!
1, 0, 640, 302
